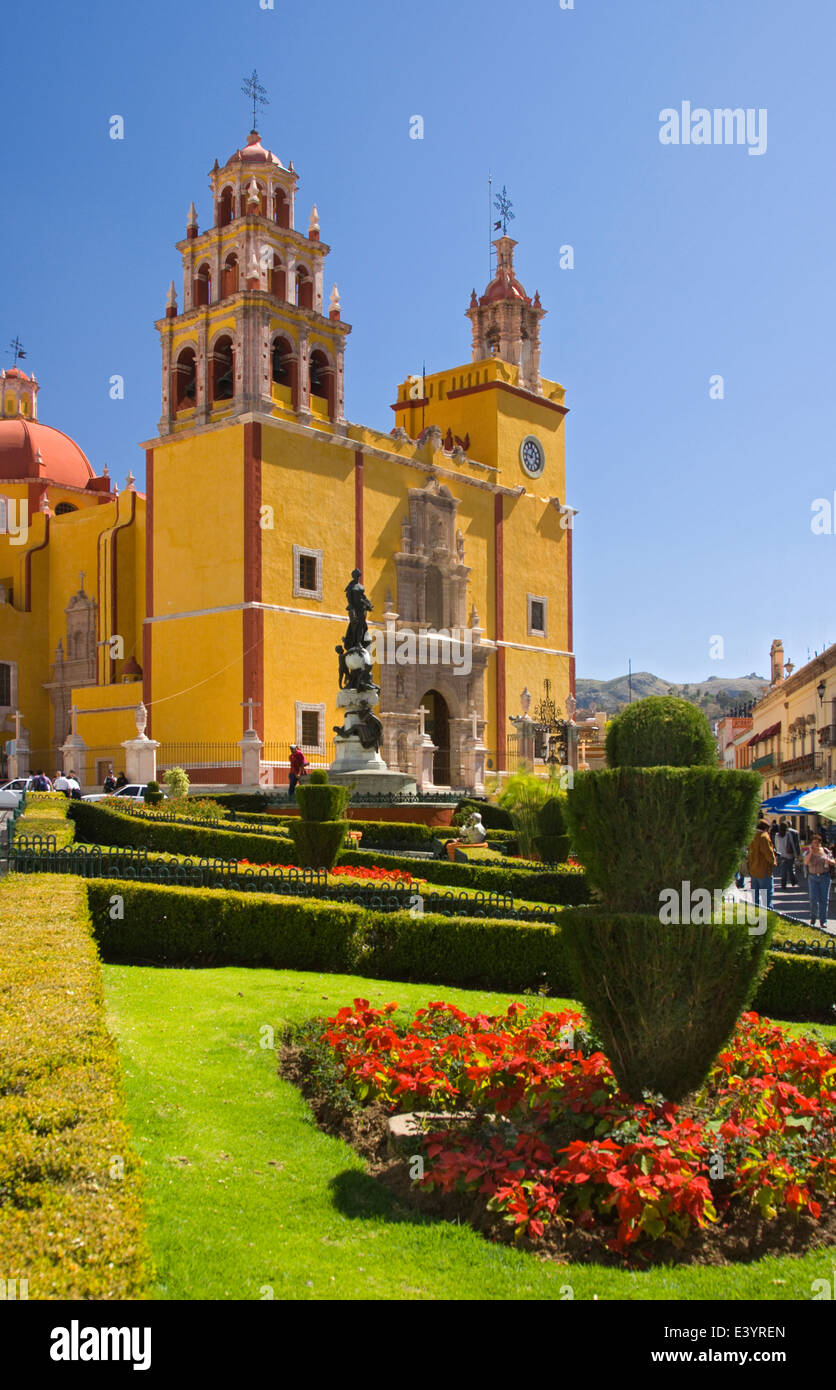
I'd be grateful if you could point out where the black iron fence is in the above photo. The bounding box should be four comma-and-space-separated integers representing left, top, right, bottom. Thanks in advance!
7, 838, 562, 921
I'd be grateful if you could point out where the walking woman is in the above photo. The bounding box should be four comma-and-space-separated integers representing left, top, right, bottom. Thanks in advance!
802, 832, 835, 928
748, 818, 777, 911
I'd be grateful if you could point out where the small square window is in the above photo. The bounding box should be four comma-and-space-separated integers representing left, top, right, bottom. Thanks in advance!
293, 545, 323, 600
527, 595, 548, 638
296, 701, 326, 753
301, 709, 320, 746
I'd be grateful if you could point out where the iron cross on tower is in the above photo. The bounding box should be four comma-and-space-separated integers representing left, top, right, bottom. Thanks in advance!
242, 70, 269, 130
493, 186, 515, 234
7, 336, 26, 366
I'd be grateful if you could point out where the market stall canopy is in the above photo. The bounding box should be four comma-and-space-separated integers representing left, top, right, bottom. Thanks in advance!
796, 786, 836, 819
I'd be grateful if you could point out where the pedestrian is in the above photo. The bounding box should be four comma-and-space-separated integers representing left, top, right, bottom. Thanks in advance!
53, 770, 70, 796
768, 819, 779, 845
31, 769, 51, 791
802, 832, 835, 929
747, 818, 777, 912
66, 772, 81, 800
287, 744, 308, 800
103, 769, 117, 794
774, 819, 799, 889
115, 771, 128, 789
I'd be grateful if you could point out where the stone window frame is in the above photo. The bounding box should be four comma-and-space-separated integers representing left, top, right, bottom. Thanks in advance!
527, 593, 548, 639
295, 701, 326, 754
0, 659, 17, 714
293, 544, 323, 600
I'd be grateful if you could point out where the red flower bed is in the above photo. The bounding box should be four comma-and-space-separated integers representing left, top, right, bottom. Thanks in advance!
318, 1002, 836, 1257
237, 860, 413, 883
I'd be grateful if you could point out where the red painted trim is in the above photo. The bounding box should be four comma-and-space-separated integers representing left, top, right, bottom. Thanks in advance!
243, 423, 264, 738
567, 522, 575, 698
390, 396, 429, 412
447, 379, 569, 415
494, 491, 506, 770
354, 450, 364, 571
143, 450, 154, 734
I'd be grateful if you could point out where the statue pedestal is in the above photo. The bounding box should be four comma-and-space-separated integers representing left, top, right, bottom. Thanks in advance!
121, 736, 160, 785
411, 734, 437, 792
462, 735, 487, 797
60, 734, 87, 788
239, 730, 263, 786
7, 735, 30, 780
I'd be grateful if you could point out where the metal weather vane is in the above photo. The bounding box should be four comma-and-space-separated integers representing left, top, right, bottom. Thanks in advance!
493, 185, 515, 234
7, 336, 26, 366
242, 69, 269, 130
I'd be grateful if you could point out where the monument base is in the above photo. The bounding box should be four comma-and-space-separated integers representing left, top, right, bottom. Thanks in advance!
327, 768, 418, 797
329, 735, 417, 796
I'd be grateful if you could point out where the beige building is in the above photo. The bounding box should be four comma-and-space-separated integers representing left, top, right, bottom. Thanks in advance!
743, 639, 836, 800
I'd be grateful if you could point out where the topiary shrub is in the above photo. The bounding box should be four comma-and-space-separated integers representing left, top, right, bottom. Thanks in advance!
453, 798, 513, 831
143, 780, 163, 805
559, 911, 772, 1101
288, 775, 349, 868
308, 769, 329, 786
566, 766, 761, 912
534, 794, 570, 865
563, 695, 764, 1100
605, 695, 718, 769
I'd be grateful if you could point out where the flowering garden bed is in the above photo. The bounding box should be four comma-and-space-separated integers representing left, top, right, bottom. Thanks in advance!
283, 999, 836, 1266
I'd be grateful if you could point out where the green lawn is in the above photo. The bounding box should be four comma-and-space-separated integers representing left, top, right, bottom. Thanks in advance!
103, 964, 836, 1301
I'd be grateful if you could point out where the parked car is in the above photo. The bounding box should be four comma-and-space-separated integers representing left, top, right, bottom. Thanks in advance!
0, 777, 35, 808
82, 784, 162, 804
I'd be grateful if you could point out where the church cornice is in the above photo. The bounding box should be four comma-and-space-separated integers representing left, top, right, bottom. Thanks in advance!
176, 224, 330, 260
155, 294, 351, 337
446, 378, 569, 416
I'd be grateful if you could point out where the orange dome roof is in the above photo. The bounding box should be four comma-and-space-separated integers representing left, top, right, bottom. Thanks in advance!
0, 418, 96, 488
225, 130, 283, 169
4, 366, 31, 381
479, 270, 530, 306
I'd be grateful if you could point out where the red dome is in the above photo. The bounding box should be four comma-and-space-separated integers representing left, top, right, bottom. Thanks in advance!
226, 130, 283, 168
4, 367, 30, 381
0, 418, 96, 488
480, 271, 530, 306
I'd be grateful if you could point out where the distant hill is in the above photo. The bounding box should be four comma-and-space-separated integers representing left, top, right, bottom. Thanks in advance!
575, 672, 768, 721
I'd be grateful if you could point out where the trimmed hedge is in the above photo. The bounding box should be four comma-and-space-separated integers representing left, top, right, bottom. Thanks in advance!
82, 879, 834, 1018
560, 911, 772, 1100
455, 798, 514, 830
336, 847, 588, 904
0, 874, 152, 1298
566, 766, 761, 913
89, 880, 366, 971
605, 695, 718, 768
750, 951, 836, 1021
69, 799, 293, 864
12, 791, 75, 850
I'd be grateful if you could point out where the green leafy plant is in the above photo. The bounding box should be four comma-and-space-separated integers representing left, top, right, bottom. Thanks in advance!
163, 766, 190, 802
143, 780, 163, 805
496, 770, 550, 859
605, 695, 718, 769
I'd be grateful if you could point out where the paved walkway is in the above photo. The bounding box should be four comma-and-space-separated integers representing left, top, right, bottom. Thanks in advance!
763, 873, 836, 932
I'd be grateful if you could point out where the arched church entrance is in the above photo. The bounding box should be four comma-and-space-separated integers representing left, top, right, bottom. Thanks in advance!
422, 689, 450, 786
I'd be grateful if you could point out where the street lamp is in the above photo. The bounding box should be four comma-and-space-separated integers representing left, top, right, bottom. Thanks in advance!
817, 680, 826, 706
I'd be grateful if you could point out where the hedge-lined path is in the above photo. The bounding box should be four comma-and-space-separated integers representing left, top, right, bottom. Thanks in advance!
771, 876, 836, 932
102, 963, 836, 1301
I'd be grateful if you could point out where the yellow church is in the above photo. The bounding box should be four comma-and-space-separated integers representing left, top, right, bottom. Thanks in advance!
0, 126, 575, 792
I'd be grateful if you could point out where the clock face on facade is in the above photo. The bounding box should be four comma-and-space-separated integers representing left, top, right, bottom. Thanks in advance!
520, 434, 546, 479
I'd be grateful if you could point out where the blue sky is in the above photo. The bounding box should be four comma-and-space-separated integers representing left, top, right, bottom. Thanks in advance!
2, 0, 834, 684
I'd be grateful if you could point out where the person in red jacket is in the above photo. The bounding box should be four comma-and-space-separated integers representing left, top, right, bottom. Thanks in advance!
288, 745, 308, 799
